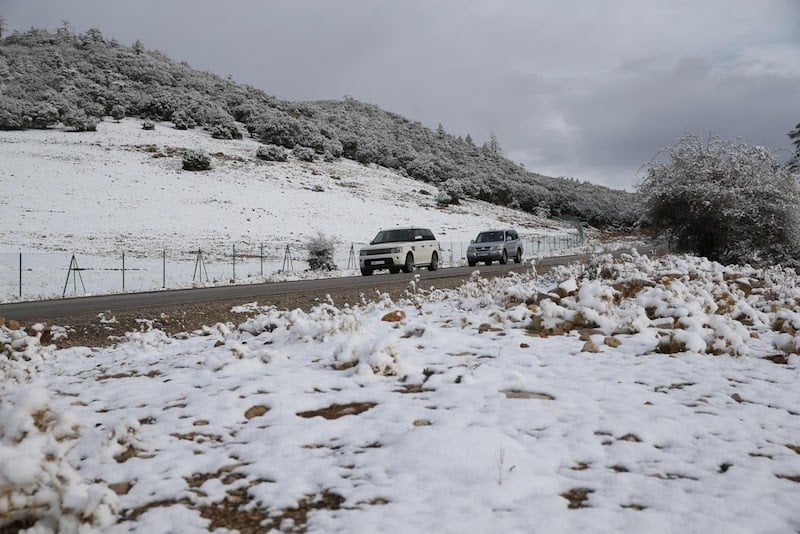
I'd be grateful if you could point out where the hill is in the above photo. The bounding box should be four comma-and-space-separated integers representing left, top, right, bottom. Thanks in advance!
0, 117, 595, 301
0, 26, 637, 227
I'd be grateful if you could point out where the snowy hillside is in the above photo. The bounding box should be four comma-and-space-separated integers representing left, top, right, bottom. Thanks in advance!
0, 119, 589, 301
2, 252, 799, 532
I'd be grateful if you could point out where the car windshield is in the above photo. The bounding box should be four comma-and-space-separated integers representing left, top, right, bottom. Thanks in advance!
476, 231, 504, 243
373, 229, 414, 244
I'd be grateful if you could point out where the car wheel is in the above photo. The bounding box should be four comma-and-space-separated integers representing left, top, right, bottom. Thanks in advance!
468, 260, 477, 267
402, 253, 415, 273
500, 250, 508, 265
514, 249, 522, 263
428, 251, 439, 271
484, 260, 492, 266
389, 266, 401, 274
360, 267, 373, 276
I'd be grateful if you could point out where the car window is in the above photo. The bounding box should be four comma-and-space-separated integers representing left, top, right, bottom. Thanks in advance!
373, 229, 414, 243
510, 231, 518, 240
421, 229, 435, 240
476, 231, 504, 243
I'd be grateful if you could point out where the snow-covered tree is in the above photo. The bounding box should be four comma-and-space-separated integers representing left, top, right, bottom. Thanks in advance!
789, 122, 800, 172
638, 133, 800, 263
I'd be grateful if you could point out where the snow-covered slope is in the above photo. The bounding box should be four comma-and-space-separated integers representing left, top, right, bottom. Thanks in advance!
1, 118, 575, 253
0, 119, 586, 300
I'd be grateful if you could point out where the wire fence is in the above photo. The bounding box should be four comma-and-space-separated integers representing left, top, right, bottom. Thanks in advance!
0, 233, 584, 302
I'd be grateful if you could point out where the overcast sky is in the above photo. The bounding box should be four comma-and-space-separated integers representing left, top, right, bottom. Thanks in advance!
3, 0, 800, 190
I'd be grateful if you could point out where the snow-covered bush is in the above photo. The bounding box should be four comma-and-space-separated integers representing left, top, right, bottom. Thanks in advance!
170, 109, 195, 130
109, 104, 126, 122
141, 119, 155, 130
638, 133, 800, 263
207, 111, 242, 140
293, 145, 315, 162
255, 144, 287, 162
62, 110, 98, 132
306, 233, 337, 271
182, 149, 211, 171
0, 387, 119, 531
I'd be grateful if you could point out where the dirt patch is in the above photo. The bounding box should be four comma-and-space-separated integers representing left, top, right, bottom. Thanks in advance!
561, 487, 594, 509
296, 402, 376, 420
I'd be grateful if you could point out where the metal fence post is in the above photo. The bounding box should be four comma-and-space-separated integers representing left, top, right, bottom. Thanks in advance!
232, 243, 236, 281
260, 243, 264, 277
19, 252, 22, 299
162, 250, 166, 289
122, 250, 126, 292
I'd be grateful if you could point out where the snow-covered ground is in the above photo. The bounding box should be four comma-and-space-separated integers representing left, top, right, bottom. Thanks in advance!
3, 252, 800, 533
0, 119, 596, 302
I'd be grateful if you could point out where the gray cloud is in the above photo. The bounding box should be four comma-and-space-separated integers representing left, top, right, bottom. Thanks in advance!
4, 0, 800, 190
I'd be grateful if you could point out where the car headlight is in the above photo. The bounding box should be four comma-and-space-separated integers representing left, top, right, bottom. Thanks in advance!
389, 247, 401, 253
359, 250, 367, 256
491, 245, 503, 251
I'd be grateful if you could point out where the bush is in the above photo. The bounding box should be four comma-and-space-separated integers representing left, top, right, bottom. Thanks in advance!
141, 120, 155, 130
182, 149, 211, 171
306, 233, 337, 271
255, 144, 287, 162
63, 110, 98, 132
638, 133, 800, 263
292, 145, 315, 162
171, 109, 195, 130
110, 104, 125, 122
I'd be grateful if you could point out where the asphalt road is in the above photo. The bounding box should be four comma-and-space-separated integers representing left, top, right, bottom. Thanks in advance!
0, 251, 612, 322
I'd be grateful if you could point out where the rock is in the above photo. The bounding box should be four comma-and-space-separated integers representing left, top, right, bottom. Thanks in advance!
581, 340, 601, 353
381, 310, 406, 322
6, 319, 20, 330
604, 336, 622, 348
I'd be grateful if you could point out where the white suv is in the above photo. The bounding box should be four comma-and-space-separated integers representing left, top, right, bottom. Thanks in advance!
359, 227, 441, 276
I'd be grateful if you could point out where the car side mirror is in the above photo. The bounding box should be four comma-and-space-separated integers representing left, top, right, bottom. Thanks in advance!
369, 240, 374, 245
470, 239, 475, 244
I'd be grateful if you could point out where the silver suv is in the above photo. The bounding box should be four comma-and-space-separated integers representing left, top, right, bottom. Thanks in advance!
466, 229, 523, 266
359, 227, 441, 275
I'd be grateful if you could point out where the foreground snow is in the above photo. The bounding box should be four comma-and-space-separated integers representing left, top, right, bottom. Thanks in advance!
2, 252, 800, 532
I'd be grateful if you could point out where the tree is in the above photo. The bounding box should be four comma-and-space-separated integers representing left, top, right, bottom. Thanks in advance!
638, 133, 800, 263
789, 122, 800, 172
483, 131, 501, 156
0, 16, 6, 38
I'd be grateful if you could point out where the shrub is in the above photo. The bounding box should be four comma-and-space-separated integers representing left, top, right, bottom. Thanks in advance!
306, 233, 337, 271
638, 133, 800, 263
293, 145, 315, 162
182, 149, 211, 171
141, 120, 155, 130
63, 110, 98, 132
256, 145, 288, 162
171, 109, 195, 130
110, 104, 125, 122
